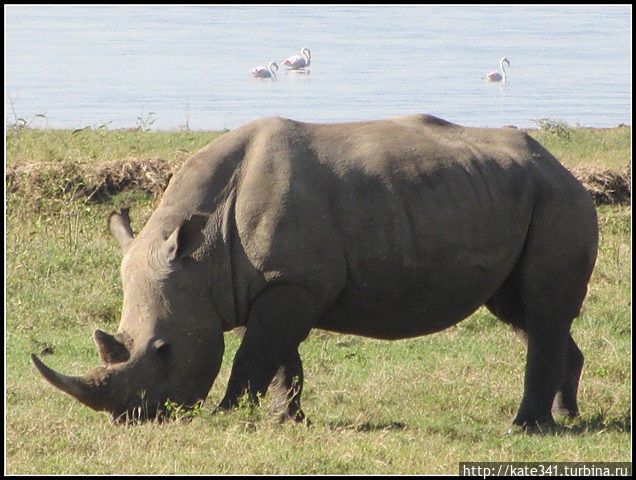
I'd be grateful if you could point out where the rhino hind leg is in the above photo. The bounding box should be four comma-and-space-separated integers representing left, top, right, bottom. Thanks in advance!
486, 253, 583, 428
217, 284, 319, 421
551, 336, 584, 418
512, 324, 569, 429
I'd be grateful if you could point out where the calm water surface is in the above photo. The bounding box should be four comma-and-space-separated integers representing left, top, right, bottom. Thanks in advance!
5, 5, 632, 131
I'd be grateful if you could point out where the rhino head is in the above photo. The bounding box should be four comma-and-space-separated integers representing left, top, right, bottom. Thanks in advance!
32, 208, 225, 423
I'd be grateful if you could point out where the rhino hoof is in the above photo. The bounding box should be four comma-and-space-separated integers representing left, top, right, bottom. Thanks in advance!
508, 419, 558, 435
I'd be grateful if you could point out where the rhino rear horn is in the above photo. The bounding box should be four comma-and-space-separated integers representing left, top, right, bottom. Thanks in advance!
94, 329, 130, 365
31, 354, 110, 412
108, 208, 134, 252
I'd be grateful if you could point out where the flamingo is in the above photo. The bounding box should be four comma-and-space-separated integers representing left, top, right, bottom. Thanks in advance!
282, 47, 311, 70
486, 57, 510, 82
251, 61, 278, 79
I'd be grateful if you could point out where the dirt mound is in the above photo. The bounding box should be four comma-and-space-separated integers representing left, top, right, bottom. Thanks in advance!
568, 165, 631, 206
6, 157, 179, 202
6, 158, 631, 206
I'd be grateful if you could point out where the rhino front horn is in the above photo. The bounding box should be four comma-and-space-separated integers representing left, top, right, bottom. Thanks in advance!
31, 354, 109, 412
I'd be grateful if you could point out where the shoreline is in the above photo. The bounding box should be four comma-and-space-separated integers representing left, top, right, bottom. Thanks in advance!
6, 123, 632, 134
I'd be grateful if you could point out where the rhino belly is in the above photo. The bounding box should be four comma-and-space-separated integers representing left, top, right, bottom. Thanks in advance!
310, 157, 534, 339
316, 262, 509, 340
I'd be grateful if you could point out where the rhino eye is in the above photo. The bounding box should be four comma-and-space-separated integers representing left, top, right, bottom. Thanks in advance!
153, 339, 170, 359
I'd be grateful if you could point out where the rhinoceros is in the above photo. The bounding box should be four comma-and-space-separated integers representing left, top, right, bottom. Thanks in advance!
32, 114, 598, 428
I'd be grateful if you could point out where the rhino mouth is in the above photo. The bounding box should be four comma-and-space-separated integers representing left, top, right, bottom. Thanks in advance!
111, 405, 167, 425
107, 391, 168, 424
110, 398, 201, 425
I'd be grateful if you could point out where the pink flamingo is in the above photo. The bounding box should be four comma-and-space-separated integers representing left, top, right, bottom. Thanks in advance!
486, 57, 510, 82
250, 61, 279, 79
282, 47, 311, 70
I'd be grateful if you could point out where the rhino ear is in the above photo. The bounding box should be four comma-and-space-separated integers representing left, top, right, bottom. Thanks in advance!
108, 208, 134, 252
94, 329, 130, 365
164, 214, 209, 262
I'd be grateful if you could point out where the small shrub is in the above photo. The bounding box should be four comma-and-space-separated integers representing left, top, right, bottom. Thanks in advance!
164, 399, 204, 422
533, 118, 572, 140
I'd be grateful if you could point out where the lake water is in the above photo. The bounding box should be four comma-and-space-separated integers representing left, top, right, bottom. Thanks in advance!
5, 5, 632, 131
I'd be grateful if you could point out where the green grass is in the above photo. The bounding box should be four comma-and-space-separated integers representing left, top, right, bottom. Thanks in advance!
527, 122, 630, 169
5, 126, 222, 167
5, 121, 630, 169
5, 124, 631, 474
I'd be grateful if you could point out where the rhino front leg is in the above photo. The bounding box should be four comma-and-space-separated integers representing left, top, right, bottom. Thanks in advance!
269, 349, 306, 423
217, 284, 319, 421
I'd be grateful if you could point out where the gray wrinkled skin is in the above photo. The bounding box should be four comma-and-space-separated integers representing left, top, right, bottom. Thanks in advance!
33, 114, 598, 428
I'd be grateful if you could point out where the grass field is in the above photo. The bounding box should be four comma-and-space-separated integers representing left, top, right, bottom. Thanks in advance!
5, 122, 632, 474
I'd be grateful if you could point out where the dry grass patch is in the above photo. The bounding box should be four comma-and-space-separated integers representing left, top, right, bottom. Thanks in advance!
569, 165, 631, 205
6, 158, 632, 206
6, 157, 181, 204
